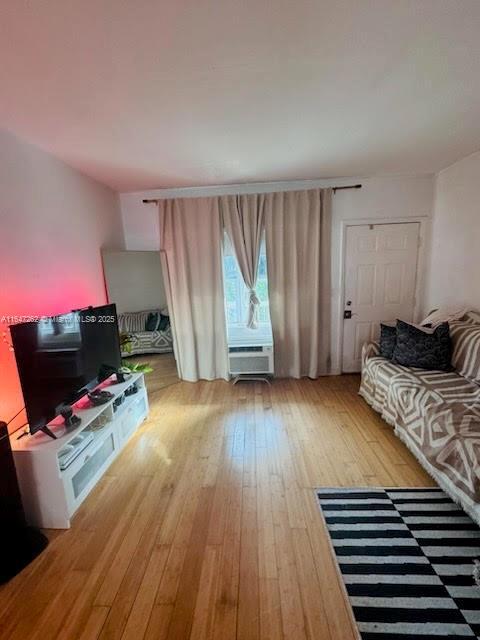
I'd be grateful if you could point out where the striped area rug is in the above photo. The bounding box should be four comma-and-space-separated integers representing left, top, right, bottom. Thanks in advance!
316, 488, 480, 639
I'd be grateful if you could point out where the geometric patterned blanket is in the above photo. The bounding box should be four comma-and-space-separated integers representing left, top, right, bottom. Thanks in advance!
360, 342, 480, 526
121, 326, 173, 357
118, 309, 174, 357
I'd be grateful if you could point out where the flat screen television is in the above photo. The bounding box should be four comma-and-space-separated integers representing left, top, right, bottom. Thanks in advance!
10, 303, 122, 438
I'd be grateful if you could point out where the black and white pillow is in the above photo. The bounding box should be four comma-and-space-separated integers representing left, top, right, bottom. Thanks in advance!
145, 312, 160, 331
392, 319, 452, 371
379, 323, 396, 359
158, 314, 170, 331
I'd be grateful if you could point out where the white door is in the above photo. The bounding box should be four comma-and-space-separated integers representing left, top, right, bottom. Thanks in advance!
342, 223, 420, 372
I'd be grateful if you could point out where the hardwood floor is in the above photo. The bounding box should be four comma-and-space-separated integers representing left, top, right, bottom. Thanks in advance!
125, 352, 179, 394
0, 373, 434, 640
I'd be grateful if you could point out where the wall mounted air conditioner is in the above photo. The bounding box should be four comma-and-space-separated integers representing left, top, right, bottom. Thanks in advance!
228, 344, 274, 376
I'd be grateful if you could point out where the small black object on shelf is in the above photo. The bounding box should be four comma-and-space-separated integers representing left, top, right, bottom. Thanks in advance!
98, 363, 127, 384
113, 396, 123, 409
60, 406, 81, 429
88, 389, 114, 406
0, 421, 48, 584
124, 384, 138, 397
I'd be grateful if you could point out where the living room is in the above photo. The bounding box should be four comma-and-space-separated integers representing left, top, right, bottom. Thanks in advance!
1, 2, 480, 639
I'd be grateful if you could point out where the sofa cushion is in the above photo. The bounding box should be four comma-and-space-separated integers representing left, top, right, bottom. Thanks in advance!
396, 401, 480, 503
360, 346, 480, 435
392, 320, 452, 371
406, 368, 480, 404
158, 314, 170, 331
145, 312, 160, 331
450, 320, 480, 384
360, 354, 428, 425
379, 323, 396, 359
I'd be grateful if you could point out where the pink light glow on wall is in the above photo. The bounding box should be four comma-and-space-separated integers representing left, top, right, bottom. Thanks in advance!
0, 129, 123, 434
0, 275, 108, 434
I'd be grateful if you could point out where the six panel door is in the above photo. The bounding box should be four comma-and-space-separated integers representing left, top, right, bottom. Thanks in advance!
342, 222, 420, 372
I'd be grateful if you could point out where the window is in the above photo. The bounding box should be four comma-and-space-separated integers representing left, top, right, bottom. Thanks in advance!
222, 233, 272, 343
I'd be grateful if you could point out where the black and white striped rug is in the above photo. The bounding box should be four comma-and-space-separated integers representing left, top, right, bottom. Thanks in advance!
316, 488, 480, 639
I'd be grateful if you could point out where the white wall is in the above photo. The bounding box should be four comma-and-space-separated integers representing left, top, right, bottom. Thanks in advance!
102, 250, 167, 313
120, 174, 434, 372
425, 151, 480, 313
1, 128, 124, 431
121, 199, 160, 251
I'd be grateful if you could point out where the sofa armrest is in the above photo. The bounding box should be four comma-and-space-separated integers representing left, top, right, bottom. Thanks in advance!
362, 341, 381, 368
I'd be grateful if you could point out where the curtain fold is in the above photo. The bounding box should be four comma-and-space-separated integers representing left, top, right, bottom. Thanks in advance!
264, 188, 332, 378
220, 194, 265, 329
159, 197, 228, 382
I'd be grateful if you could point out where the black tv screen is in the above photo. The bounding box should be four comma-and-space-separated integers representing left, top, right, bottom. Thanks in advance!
10, 303, 121, 435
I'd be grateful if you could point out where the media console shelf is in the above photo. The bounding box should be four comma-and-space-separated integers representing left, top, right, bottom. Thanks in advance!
10, 372, 149, 529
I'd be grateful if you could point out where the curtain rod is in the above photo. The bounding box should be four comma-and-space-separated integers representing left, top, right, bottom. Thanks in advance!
142, 183, 362, 203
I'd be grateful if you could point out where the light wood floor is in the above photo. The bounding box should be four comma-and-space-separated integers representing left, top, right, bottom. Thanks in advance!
125, 352, 179, 394
0, 366, 435, 640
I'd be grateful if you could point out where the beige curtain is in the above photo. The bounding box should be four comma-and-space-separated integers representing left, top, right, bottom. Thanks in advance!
159, 197, 228, 381
264, 188, 332, 378
220, 194, 265, 329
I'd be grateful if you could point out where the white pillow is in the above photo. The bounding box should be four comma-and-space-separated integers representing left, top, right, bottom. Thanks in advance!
421, 306, 468, 327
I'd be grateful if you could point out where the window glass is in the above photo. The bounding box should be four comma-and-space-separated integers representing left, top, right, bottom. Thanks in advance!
222, 233, 271, 329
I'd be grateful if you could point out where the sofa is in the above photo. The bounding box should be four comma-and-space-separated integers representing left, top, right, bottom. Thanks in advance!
118, 309, 173, 357
360, 311, 480, 525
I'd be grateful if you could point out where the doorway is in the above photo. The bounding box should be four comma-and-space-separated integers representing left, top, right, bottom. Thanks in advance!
102, 250, 180, 386
341, 222, 420, 372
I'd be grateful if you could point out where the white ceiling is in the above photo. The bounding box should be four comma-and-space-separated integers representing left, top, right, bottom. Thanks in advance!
1, 1, 480, 192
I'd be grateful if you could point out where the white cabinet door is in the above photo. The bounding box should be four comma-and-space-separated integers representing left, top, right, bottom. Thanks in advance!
342, 223, 420, 372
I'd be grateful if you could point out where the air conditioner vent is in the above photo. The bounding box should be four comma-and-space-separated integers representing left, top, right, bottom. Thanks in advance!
228, 345, 274, 376
230, 355, 269, 373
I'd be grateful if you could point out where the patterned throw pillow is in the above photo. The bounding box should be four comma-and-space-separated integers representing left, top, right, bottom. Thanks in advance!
392, 320, 452, 371
449, 320, 480, 383
145, 312, 160, 331
158, 314, 170, 331
379, 324, 396, 359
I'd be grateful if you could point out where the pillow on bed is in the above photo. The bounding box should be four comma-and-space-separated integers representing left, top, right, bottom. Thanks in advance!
379, 324, 396, 359
158, 314, 170, 331
145, 312, 160, 331
392, 320, 452, 371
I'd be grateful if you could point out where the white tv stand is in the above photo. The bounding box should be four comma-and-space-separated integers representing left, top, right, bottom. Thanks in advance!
10, 372, 149, 529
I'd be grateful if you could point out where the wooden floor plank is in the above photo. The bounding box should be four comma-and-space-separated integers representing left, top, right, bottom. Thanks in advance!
237, 486, 260, 640
165, 486, 215, 640
120, 544, 170, 640
144, 604, 173, 640
78, 606, 110, 640
189, 545, 221, 640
